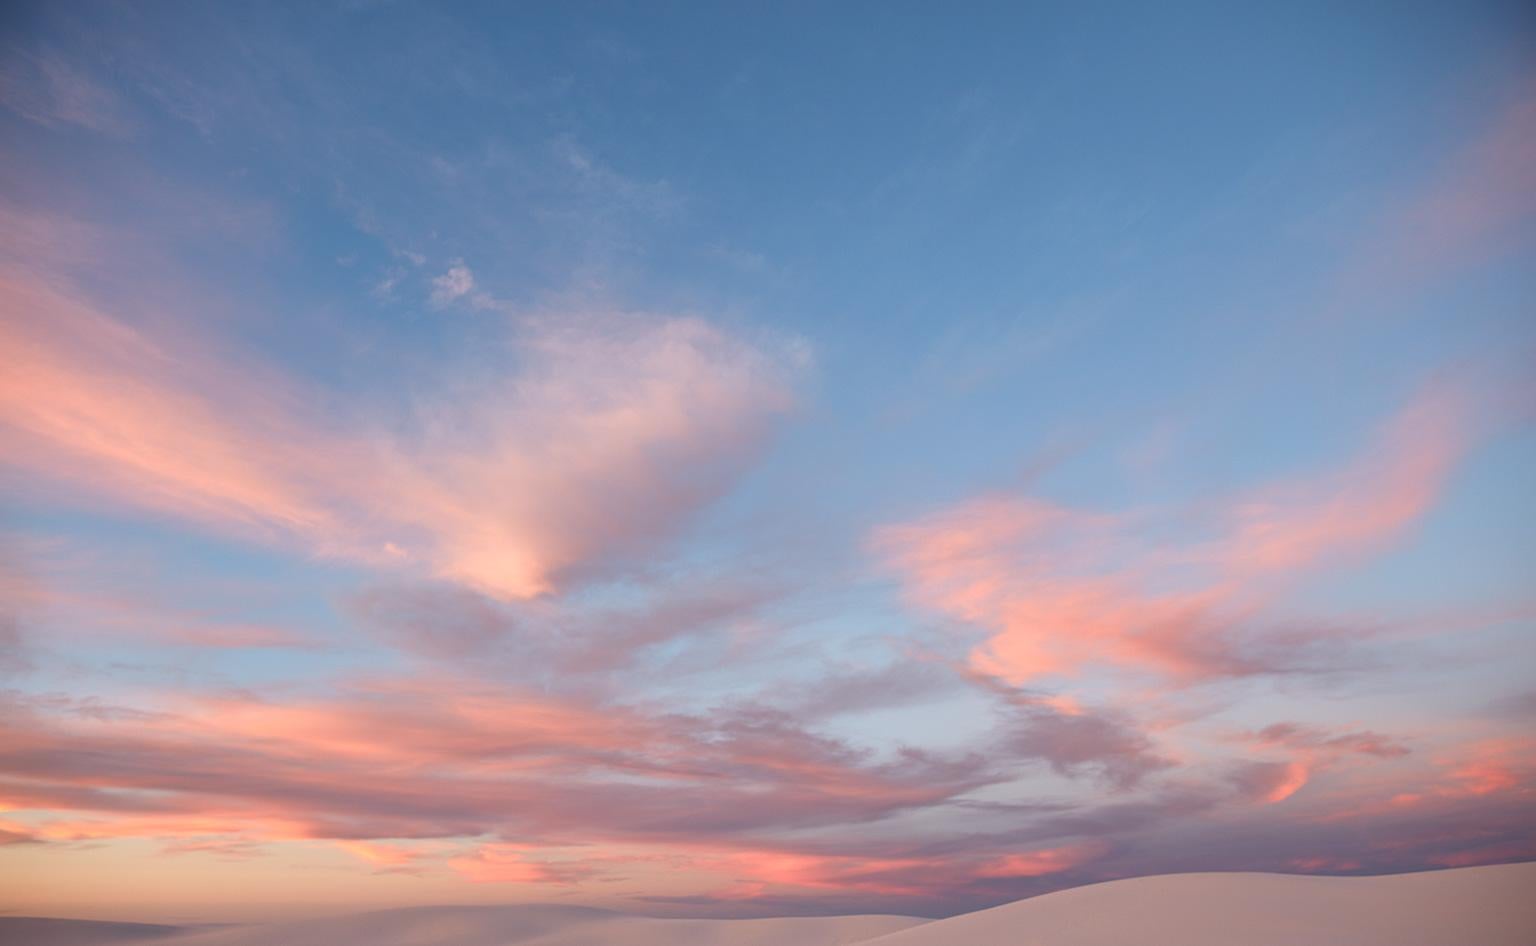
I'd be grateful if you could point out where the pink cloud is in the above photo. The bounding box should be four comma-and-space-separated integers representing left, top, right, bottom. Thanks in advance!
1218, 722, 1416, 808
873, 384, 1474, 687
1237, 760, 1311, 804
1362, 78, 1536, 286
0, 267, 342, 538
2, 671, 1530, 911
0, 529, 332, 653
1245, 723, 1410, 760
1220, 383, 1467, 577
448, 843, 584, 884
694, 841, 1104, 900
0, 225, 804, 600
1390, 739, 1533, 807
1427, 841, 1536, 868
971, 843, 1105, 878
972, 676, 1174, 790
705, 849, 931, 898
380, 312, 803, 597
0, 676, 991, 857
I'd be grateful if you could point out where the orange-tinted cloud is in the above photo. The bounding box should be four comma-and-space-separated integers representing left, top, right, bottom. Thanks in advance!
334, 839, 424, 868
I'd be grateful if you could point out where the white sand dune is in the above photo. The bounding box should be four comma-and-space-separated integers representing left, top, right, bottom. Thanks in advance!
0, 917, 185, 945
0, 905, 927, 946
6, 862, 1532, 946
858, 861, 1536, 946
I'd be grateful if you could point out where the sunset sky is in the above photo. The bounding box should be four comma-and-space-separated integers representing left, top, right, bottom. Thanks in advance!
2, 0, 1534, 924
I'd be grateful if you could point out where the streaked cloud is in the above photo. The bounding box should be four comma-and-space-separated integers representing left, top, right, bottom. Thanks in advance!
0, 219, 805, 600
874, 384, 1474, 686
0, 47, 131, 135
1353, 78, 1536, 292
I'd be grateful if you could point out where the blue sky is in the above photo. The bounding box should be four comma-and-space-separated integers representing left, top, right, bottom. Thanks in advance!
1, 0, 1533, 922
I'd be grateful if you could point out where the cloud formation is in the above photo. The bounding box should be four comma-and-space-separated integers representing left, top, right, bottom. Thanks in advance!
0, 679, 999, 886
0, 31, 1532, 921
874, 384, 1472, 686
0, 221, 804, 600
2, 648, 1529, 916
1356, 78, 1536, 290
429, 261, 476, 307
0, 48, 130, 135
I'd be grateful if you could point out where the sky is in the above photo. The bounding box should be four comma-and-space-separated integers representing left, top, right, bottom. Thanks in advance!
1, 0, 1534, 925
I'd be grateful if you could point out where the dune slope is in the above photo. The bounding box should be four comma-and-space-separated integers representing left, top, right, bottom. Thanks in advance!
0, 917, 185, 945
3, 904, 928, 946
858, 861, 1536, 946
10, 862, 1533, 946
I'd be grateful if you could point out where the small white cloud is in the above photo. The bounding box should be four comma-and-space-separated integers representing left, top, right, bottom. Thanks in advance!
372, 269, 402, 299
430, 261, 475, 308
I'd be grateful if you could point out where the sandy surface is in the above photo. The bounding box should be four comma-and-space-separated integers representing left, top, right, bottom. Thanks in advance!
0, 905, 926, 946
0, 917, 185, 945
6, 862, 1532, 946
858, 861, 1536, 946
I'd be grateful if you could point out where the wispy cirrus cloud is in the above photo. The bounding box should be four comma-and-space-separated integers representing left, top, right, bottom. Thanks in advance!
0, 47, 131, 136
873, 383, 1474, 687
1350, 77, 1536, 293
378, 311, 805, 597
1244, 722, 1410, 760
448, 843, 595, 885
0, 211, 806, 600
0, 530, 322, 654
